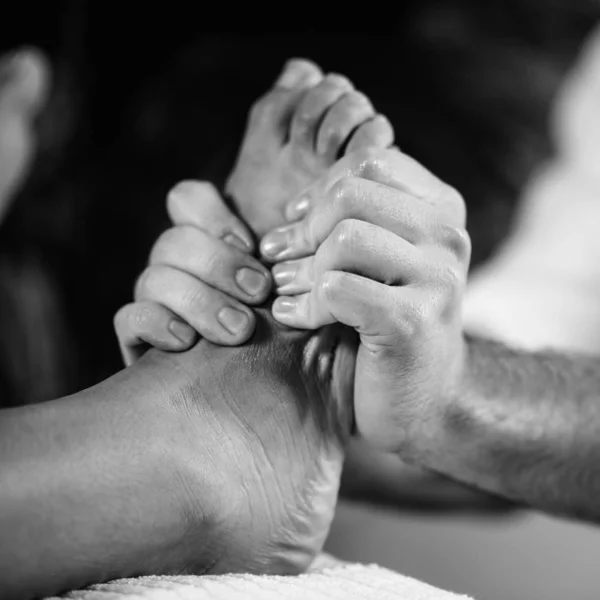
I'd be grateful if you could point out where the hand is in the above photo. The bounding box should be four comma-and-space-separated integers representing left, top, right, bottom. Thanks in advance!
261, 148, 471, 457
0, 48, 50, 223
114, 181, 272, 365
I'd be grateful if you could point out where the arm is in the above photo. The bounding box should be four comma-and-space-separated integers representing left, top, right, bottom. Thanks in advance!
428, 336, 600, 522
260, 146, 600, 523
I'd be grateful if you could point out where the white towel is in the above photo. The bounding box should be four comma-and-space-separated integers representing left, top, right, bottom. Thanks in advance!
47, 559, 472, 600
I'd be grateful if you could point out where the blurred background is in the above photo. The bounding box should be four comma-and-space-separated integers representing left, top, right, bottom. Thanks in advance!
2, 1, 600, 598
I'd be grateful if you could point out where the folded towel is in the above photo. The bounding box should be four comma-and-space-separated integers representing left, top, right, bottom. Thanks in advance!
47, 559, 472, 600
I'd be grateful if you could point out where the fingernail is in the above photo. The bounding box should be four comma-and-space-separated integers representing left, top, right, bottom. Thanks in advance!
276, 60, 308, 90
218, 307, 250, 335
285, 195, 310, 222
273, 297, 298, 315
223, 233, 252, 252
272, 263, 297, 288
168, 319, 196, 345
260, 225, 294, 260
236, 267, 267, 297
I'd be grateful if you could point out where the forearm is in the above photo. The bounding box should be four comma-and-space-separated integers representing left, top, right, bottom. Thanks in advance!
427, 336, 600, 522
0, 357, 217, 600
341, 440, 514, 514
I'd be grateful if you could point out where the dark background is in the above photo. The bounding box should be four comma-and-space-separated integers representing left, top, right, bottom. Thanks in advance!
0, 0, 596, 404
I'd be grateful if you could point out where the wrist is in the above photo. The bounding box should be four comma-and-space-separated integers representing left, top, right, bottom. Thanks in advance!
404, 333, 470, 468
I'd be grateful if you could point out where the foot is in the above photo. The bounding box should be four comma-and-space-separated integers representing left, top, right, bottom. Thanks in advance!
153, 308, 355, 575
0, 48, 50, 223
226, 59, 394, 237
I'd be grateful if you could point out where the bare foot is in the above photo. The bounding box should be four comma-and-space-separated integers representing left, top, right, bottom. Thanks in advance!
226, 59, 394, 237
0, 48, 50, 223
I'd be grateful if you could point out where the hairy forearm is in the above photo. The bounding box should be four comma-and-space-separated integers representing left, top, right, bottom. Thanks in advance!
429, 336, 600, 522
0, 357, 216, 600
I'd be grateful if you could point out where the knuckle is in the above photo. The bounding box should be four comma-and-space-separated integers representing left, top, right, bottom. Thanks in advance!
197, 245, 224, 278
318, 270, 344, 301
331, 219, 359, 252
439, 184, 467, 226
425, 264, 463, 324
134, 266, 156, 298
150, 226, 190, 264
181, 283, 210, 314
437, 263, 462, 290
349, 145, 378, 167
130, 303, 158, 331
352, 147, 389, 179
394, 299, 431, 339
329, 176, 359, 212
438, 224, 471, 260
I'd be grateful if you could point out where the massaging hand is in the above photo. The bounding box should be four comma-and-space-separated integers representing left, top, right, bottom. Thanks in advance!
115, 58, 393, 364
114, 181, 272, 364
261, 147, 471, 456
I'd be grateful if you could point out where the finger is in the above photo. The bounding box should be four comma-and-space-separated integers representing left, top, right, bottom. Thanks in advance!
272, 270, 405, 336
262, 177, 437, 262
289, 73, 354, 151
283, 147, 463, 227
167, 180, 255, 252
316, 91, 375, 161
150, 225, 272, 304
346, 114, 395, 154
135, 265, 256, 345
272, 219, 422, 295
114, 302, 197, 366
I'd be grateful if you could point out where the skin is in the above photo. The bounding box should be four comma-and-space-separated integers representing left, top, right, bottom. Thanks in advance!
0, 59, 361, 599
116, 59, 509, 513
0, 312, 355, 599
265, 146, 600, 523
115, 59, 394, 361
263, 147, 470, 453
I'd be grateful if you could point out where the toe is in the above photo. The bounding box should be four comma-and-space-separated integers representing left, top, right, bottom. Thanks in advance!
248, 59, 323, 139
274, 58, 322, 91
316, 91, 375, 161
346, 114, 395, 154
289, 73, 354, 152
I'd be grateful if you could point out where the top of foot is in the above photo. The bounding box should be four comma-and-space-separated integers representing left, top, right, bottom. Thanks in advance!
226, 59, 394, 237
